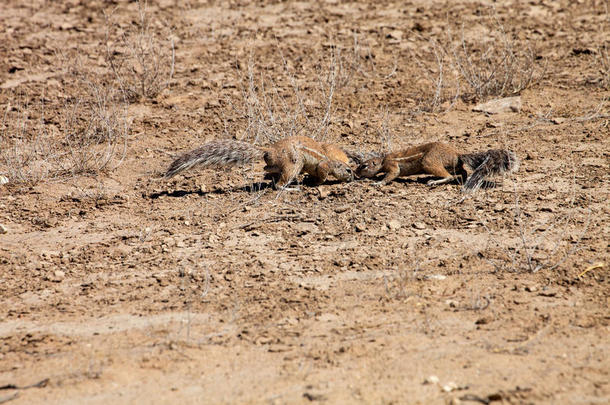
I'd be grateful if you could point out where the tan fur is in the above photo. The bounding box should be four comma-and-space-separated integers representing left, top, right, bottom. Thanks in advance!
356, 142, 519, 191
165, 136, 353, 189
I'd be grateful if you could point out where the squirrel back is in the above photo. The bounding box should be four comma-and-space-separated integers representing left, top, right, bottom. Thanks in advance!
163, 136, 354, 187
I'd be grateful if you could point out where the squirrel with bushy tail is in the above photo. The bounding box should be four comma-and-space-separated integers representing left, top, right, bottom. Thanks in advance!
164, 136, 357, 188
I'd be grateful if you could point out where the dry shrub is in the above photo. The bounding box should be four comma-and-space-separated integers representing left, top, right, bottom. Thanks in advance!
225, 46, 343, 145
224, 34, 396, 146
1, 97, 57, 184
0, 72, 129, 184
448, 19, 543, 102
597, 43, 609, 89
411, 12, 545, 111
59, 73, 129, 176
104, 0, 175, 102
476, 183, 591, 274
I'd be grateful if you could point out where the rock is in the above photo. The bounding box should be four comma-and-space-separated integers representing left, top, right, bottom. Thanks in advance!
475, 316, 493, 325
387, 220, 401, 230
334, 205, 350, 214
442, 382, 458, 392
318, 187, 330, 199
412, 222, 426, 230
524, 284, 538, 292
423, 375, 440, 385
425, 274, 447, 281
51, 270, 65, 282
445, 299, 459, 308
473, 96, 521, 114
0, 224, 7, 234
0, 176, 8, 185
538, 287, 559, 297
355, 223, 366, 232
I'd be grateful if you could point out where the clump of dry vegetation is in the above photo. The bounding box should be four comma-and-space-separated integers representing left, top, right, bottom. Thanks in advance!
476, 184, 591, 274
1, 96, 57, 184
411, 13, 546, 111
222, 32, 399, 147
0, 67, 130, 184
224, 46, 347, 145
104, 0, 175, 102
596, 43, 609, 89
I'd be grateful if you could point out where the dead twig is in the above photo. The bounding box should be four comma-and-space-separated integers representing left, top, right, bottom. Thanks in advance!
0, 378, 49, 390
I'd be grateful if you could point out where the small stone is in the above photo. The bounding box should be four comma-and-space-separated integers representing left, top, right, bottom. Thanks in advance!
0, 176, 8, 185
445, 299, 459, 308
424, 375, 440, 385
387, 220, 401, 230
412, 222, 426, 230
525, 285, 538, 292
473, 96, 521, 114
442, 382, 458, 392
318, 187, 330, 199
52, 270, 65, 282
475, 316, 493, 325
334, 205, 349, 214
184, 220, 190, 226
355, 223, 366, 232
425, 274, 447, 281
0, 224, 7, 234
539, 287, 559, 297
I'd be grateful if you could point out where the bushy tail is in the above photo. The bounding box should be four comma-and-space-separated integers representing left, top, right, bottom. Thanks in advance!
164, 140, 264, 179
460, 149, 520, 191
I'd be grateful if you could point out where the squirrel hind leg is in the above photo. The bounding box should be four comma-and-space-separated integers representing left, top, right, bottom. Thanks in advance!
427, 176, 455, 186
422, 161, 457, 186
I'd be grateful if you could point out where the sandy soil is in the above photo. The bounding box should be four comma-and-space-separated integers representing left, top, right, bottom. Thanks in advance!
0, 0, 608, 404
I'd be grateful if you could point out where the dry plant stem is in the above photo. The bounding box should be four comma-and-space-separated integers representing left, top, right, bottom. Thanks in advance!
104, 0, 175, 101
477, 175, 591, 274
227, 43, 344, 146
441, 11, 544, 102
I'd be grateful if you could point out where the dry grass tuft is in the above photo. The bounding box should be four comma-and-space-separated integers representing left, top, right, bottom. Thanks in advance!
476, 182, 591, 274
0, 66, 130, 184
411, 11, 546, 111
104, 0, 175, 102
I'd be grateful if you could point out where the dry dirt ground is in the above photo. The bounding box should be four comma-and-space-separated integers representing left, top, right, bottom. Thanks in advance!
1, 0, 609, 404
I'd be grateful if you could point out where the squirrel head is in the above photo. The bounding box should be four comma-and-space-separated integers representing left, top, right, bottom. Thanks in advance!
329, 161, 354, 182
356, 157, 383, 178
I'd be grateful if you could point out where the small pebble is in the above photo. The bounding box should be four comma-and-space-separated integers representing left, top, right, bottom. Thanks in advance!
412, 222, 426, 230
442, 382, 458, 392
0, 224, 7, 234
387, 220, 401, 230
0, 176, 8, 185
425, 274, 447, 281
318, 188, 330, 199
445, 299, 459, 308
424, 375, 440, 385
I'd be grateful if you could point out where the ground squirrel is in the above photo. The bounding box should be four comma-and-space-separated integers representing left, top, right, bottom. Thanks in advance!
164, 136, 354, 188
356, 142, 519, 191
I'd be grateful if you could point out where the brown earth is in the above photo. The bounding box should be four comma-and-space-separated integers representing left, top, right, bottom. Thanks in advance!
0, 0, 609, 404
